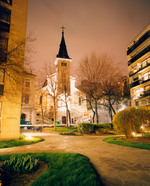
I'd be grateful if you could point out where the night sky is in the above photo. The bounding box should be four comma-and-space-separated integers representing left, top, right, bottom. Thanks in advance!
27, 0, 150, 77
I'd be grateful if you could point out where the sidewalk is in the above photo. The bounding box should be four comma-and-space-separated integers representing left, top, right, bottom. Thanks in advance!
0, 133, 150, 186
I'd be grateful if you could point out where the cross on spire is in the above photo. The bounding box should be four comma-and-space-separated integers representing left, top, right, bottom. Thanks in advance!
61, 26, 66, 33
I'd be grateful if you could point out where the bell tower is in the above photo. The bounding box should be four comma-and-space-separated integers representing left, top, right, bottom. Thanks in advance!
54, 27, 72, 95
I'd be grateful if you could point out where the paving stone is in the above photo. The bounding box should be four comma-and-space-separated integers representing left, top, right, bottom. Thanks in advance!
0, 133, 150, 186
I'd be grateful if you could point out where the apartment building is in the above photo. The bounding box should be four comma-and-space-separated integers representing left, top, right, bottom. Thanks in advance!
127, 24, 150, 107
21, 71, 36, 125
0, 0, 28, 140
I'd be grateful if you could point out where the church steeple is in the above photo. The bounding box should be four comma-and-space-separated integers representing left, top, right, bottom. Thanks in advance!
57, 26, 70, 59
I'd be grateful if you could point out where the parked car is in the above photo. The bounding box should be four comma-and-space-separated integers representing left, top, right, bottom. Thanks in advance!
20, 120, 32, 130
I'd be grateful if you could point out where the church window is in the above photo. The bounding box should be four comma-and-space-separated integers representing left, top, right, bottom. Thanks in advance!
79, 98, 82, 106
40, 95, 42, 105
61, 62, 67, 66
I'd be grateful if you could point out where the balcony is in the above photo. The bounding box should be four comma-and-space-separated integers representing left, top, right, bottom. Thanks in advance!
130, 76, 150, 88
0, 0, 12, 5
140, 89, 150, 98
129, 61, 150, 77
127, 30, 150, 55
128, 45, 150, 66
130, 79, 140, 88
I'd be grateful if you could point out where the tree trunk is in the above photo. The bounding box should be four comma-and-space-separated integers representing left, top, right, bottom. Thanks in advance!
53, 98, 56, 129
92, 111, 95, 123
95, 99, 99, 123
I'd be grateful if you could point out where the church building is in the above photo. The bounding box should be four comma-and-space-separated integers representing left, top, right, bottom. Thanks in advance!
36, 29, 91, 124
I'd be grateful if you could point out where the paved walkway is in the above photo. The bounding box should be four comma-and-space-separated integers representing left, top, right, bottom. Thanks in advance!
0, 133, 150, 186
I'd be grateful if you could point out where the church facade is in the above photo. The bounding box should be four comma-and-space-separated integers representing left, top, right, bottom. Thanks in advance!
36, 30, 91, 124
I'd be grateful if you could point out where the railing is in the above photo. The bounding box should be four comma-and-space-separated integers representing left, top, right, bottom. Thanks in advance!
130, 76, 150, 88
128, 45, 150, 66
127, 31, 150, 55
140, 89, 150, 98
129, 61, 150, 77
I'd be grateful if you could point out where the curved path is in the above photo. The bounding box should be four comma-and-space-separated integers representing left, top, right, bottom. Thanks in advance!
0, 134, 150, 186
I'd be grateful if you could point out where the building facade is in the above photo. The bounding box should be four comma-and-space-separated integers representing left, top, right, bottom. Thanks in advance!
36, 30, 89, 124
0, 0, 28, 140
21, 71, 36, 125
127, 24, 150, 107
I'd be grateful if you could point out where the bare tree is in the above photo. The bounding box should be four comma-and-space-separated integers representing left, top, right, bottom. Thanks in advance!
77, 53, 127, 122
0, 36, 35, 98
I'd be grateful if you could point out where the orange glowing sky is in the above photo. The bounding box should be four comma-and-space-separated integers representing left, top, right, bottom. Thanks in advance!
27, 0, 150, 76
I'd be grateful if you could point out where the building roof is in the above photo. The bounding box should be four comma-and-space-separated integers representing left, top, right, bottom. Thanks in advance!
56, 30, 70, 59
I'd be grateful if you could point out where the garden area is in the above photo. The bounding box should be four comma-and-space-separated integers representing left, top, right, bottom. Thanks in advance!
0, 153, 103, 186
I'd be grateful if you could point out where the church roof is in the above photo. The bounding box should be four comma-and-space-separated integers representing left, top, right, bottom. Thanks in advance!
57, 30, 70, 59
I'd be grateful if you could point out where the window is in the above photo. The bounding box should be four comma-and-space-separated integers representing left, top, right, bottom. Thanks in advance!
24, 94, 29, 104
0, 0, 12, 5
61, 62, 67, 66
25, 81, 30, 87
143, 71, 150, 81
0, 69, 5, 95
79, 97, 82, 106
0, 6, 11, 23
0, 36, 8, 62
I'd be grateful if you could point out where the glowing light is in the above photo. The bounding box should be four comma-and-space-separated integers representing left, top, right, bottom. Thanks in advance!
25, 135, 33, 140
141, 126, 144, 129
132, 132, 136, 136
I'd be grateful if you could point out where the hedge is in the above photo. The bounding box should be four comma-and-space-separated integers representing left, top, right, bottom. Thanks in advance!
77, 123, 112, 134
113, 106, 150, 138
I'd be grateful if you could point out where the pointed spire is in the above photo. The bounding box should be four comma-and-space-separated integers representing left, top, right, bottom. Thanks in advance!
57, 26, 70, 59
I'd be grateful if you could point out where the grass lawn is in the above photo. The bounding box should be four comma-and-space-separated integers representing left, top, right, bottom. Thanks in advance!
46, 127, 77, 133
0, 153, 103, 186
103, 136, 150, 150
0, 136, 44, 149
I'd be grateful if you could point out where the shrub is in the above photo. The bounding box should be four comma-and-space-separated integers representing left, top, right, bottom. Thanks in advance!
78, 123, 95, 134
113, 107, 150, 138
2, 155, 39, 174
77, 123, 113, 134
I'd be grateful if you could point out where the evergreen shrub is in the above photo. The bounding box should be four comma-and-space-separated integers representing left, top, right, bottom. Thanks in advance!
113, 106, 150, 138
77, 123, 112, 134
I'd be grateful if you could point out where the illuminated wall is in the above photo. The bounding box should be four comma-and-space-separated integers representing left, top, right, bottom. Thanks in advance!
0, 0, 28, 140
127, 24, 150, 107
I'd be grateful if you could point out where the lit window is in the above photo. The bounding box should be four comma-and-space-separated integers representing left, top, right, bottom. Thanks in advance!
143, 72, 150, 81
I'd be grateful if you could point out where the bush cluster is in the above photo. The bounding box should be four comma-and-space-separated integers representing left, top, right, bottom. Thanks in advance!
113, 106, 150, 138
77, 123, 112, 134
2, 155, 39, 174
